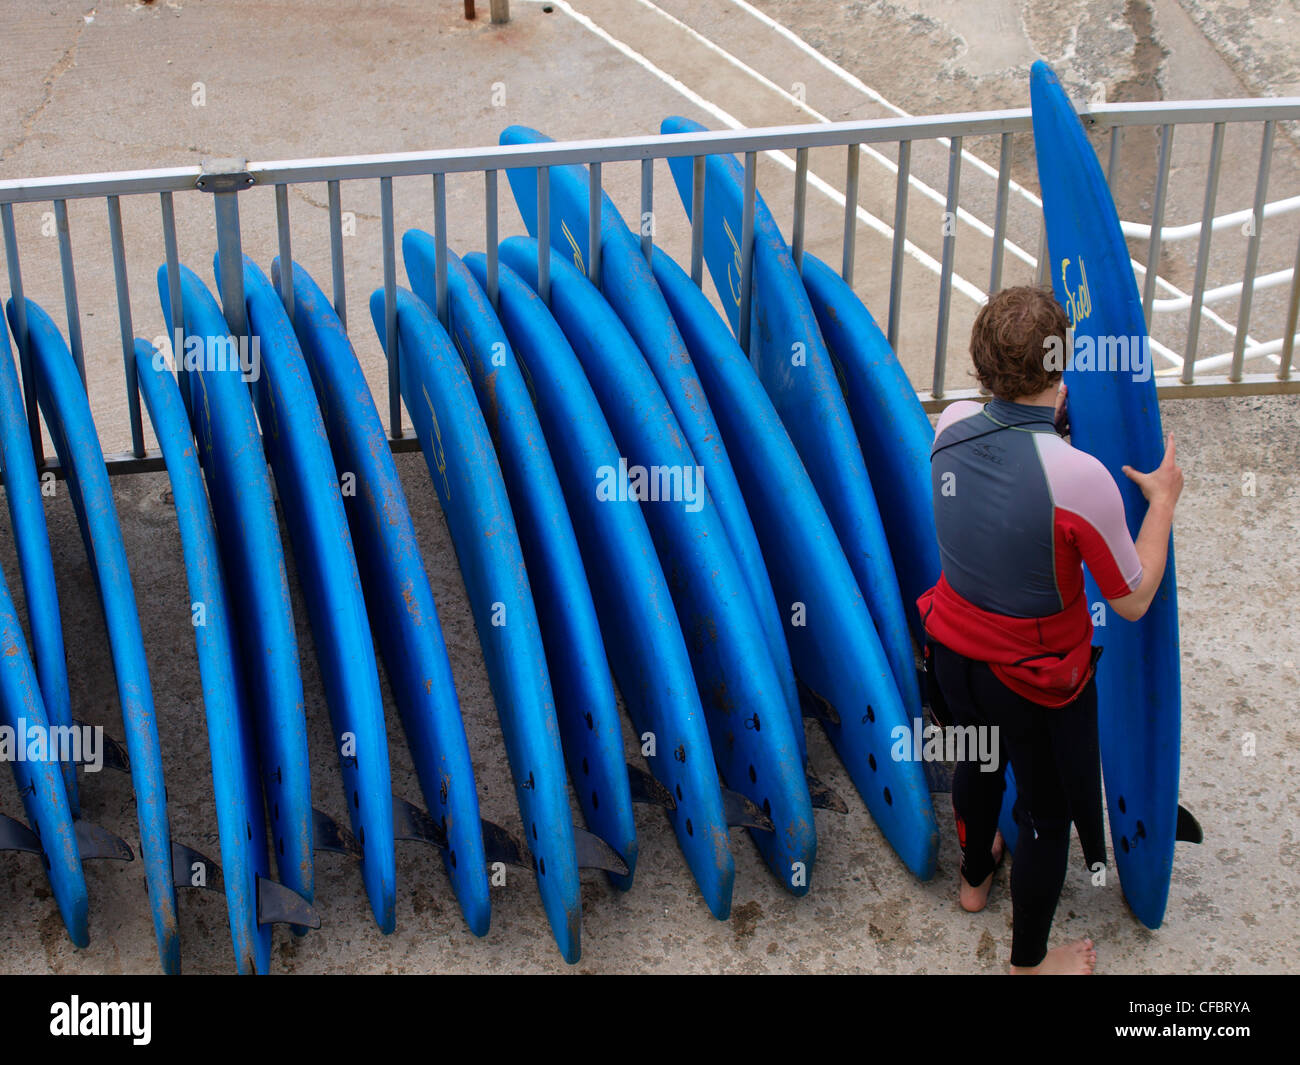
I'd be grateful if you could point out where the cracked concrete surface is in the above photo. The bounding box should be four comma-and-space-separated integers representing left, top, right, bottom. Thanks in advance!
0, 0, 1297, 973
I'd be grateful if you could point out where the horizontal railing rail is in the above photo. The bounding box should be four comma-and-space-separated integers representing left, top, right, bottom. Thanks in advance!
2, 97, 1298, 477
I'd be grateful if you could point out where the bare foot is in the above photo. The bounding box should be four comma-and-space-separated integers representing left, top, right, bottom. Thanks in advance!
958, 831, 1007, 913
1010, 939, 1097, 975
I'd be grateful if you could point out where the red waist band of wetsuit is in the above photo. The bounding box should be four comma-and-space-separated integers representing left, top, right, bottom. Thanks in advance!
917, 573, 1098, 708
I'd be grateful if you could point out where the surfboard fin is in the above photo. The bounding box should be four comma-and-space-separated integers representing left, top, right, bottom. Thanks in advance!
1176, 804, 1204, 844
573, 826, 630, 876
171, 841, 222, 891
797, 681, 841, 727
69, 720, 130, 773
257, 876, 322, 929
391, 795, 449, 849
481, 819, 529, 869
0, 813, 40, 854
75, 819, 134, 862
805, 766, 849, 813
626, 763, 675, 811
722, 787, 775, 833
313, 807, 363, 860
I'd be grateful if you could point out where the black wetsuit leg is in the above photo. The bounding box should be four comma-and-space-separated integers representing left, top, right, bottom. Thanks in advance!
933, 641, 1090, 967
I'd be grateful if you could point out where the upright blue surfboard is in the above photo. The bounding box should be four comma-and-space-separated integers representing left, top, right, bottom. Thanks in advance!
134, 338, 270, 973
8, 298, 179, 973
275, 257, 490, 937
158, 266, 316, 924
499, 126, 802, 758
661, 117, 921, 730
652, 249, 939, 879
800, 253, 940, 649
498, 238, 816, 896
228, 256, 395, 934
1032, 60, 1183, 928
370, 286, 581, 961
0, 323, 76, 809
403, 236, 637, 880
464, 251, 735, 916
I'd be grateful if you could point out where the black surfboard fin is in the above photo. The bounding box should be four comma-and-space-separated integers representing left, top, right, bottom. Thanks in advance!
923, 758, 956, 795
71, 719, 130, 773
313, 807, 363, 860
75, 819, 134, 862
171, 841, 222, 891
257, 876, 322, 929
805, 766, 849, 813
797, 680, 841, 727
573, 826, 630, 876
626, 762, 675, 811
392, 795, 449, 849
481, 819, 529, 869
0, 813, 40, 854
722, 787, 775, 832
1176, 804, 1203, 844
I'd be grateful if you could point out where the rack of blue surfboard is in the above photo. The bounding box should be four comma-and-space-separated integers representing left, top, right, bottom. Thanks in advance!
0, 63, 1199, 972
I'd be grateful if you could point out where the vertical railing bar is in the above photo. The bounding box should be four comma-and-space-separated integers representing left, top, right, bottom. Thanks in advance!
886, 140, 912, 352
380, 176, 401, 437
1279, 230, 1299, 382
433, 172, 449, 328
537, 166, 550, 306
274, 183, 294, 324
1106, 126, 1122, 189
53, 199, 86, 384
1183, 122, 1226, 383
212, 193, 248, 342
1, 202, 43, 464
933, 136, 963, 399
640, 158, 654, 265
1141, 124, 1175, 324
988, 132, 1013, 293
737, 151, 757, 359
841, 143, 860, 284
588, 161, 602, 287
160, 191, 185, 412
327, 179, 347, 330
791, 146, 808, 274
690, 154, 705, 288
106, 195, 144, 457
1232, 120, 1275, 382
484, 169, 499, 310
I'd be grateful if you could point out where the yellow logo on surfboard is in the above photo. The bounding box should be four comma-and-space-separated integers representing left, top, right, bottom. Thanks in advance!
422, 382, 450, 500
1060, 255, 1092, 324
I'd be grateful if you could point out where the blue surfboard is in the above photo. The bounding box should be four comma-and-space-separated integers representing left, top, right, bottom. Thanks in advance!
0, 323, 76, 810
464, 250, 735, 916
370, 285, 581, 961
226, 256, 396, 934
499, 127, 802, 759
800, 253, 940, 649
8, 297, 179, 972
0, 329, 88, 941
498, 237, 816, 896
274, 257, 491, 937
1031, 60, 1184, 928
652, 249, 939, 879
134, 338, 271, 973
661, 117, 922, 730
158, 265, 316, 925
403, 236, 637, 879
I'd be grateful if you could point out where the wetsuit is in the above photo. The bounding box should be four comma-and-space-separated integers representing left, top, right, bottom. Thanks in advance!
918, 397, 1142, 967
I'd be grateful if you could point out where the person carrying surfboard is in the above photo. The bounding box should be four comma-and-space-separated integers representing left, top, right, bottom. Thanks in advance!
917, 286, 1183, 974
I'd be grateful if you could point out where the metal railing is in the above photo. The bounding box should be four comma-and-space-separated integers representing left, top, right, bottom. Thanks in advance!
2, 96, 1299, 477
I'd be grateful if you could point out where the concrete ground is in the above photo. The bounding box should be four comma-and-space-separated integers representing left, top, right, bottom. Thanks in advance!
0, 0, 1297, 973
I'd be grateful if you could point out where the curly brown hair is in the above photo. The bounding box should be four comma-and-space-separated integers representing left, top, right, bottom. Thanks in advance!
969, 286, 1069, 400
